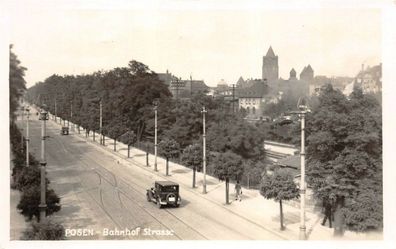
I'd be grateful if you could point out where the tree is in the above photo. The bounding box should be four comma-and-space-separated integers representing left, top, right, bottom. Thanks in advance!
260, 169, 299, 230
212, 151, 244, 204
26, 60, 172, 145
158, 138, 180, 176
22, 220, 65, 240
242, 160, 266, 189
9, 45, 27, 122
181, 143, 203, 188
207, 118, 265, 162
120, 130, 137, 158
106, 120, 128, 152
306, 84, 382, 236
262, 89, 300, 119
17, 186, 61, 221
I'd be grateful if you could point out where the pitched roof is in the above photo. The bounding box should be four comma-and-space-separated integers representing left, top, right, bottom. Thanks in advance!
266, 46, 276, 57
305, 64, 313, 72
236, 76, 245, 85
191, 80, 209, 92
290, 68, 296, 76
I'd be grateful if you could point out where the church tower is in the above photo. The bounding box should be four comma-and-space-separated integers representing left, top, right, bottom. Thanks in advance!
262, 46, 279, 82
300, 64, 314, 82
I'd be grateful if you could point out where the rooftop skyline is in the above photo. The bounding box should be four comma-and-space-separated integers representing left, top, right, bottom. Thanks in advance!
7, 0, 382, 88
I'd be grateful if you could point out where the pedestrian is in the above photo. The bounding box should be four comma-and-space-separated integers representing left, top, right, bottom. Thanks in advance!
235, 181, 242, 202
321, 198, 332, 228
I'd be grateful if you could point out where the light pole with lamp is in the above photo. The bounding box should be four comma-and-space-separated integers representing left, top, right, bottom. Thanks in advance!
25, 106, 30, 167
201, 106, 207, 194
70, 101, 74, 131
54, 97, 57, 123
38, 106, 49, 222
100, 100, 103, 145
20, 106, 24, 149
153, 100, 158, 172
288, 97, 310, 240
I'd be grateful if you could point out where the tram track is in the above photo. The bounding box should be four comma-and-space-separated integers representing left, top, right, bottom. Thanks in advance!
50, 135, 192, 240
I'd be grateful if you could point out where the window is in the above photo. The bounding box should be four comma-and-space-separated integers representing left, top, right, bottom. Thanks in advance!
246, 106, 250, 114
252, 106, 256, 114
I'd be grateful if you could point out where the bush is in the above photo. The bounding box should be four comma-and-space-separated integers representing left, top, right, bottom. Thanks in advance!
13, 165, 48, 191
17, 185, 61, 221
22, 219, 65, 240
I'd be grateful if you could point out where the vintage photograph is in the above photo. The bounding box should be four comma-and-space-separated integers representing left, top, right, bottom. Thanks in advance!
3, 0, 393, 246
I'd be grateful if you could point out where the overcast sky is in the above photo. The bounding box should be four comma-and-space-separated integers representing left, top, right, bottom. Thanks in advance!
7, 0, 382, 87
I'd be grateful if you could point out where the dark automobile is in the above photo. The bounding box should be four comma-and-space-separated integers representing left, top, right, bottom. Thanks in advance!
146, 181, 181, 208
60, 126, 69, 135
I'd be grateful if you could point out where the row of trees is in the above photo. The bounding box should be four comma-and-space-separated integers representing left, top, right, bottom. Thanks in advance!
9, 45, 27, 122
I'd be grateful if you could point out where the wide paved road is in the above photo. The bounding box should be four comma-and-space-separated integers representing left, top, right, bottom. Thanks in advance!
18, 111, 284, 240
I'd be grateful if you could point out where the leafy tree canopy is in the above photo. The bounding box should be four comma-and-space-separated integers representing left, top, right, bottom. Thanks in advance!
212, 151, 244, 181
306, 84, 382, 232
181, 143, 203, 171
260, 168, 299, 201
9, 45, 27, 121
158, 138, 180, 159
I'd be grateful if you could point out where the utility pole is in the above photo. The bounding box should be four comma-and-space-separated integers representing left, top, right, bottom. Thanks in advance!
54, 97, 57, 123
190, 74, 193, 97
232, 84, 235, 113
154, 101, 158, 171
20, 107, 24, 149
25, 107, 30, 167
201, 106, 207, 194
99, 100, 103, 145
299, 111, 307, 240
39, 108, 49, 222
70, 101, 74, 131
288, 98, 309, 240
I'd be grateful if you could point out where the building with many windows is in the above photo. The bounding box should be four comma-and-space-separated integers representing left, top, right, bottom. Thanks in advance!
158, 70, 210, 98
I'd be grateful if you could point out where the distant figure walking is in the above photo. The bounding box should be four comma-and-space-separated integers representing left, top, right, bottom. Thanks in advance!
321, 198, 333, 228
235, 181, 242, 202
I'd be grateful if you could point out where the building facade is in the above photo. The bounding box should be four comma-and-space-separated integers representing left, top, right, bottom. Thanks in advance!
158, 71, 210, 98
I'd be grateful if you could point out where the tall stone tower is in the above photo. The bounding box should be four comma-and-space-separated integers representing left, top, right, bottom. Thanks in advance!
262, 46, 279, 82
300, 64, 314, 82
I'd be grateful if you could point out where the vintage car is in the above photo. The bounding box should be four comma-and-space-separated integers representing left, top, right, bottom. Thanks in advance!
146, 181, 181, 208
60, 126, 69, 135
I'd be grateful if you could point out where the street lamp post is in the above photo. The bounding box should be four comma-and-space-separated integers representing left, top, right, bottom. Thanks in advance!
201, 106, 207, 194
54, 97, 57, 123
289, 98, 310, 240
39, 107, 49, 222
20, 107, 24, 149
154, 101, 158, 171
99, 100, 103, 145
25, 107, 30, 167
70, 101, 74, 131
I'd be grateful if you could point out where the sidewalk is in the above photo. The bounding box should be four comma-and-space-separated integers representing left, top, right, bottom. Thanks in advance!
48, 114, 382, 240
